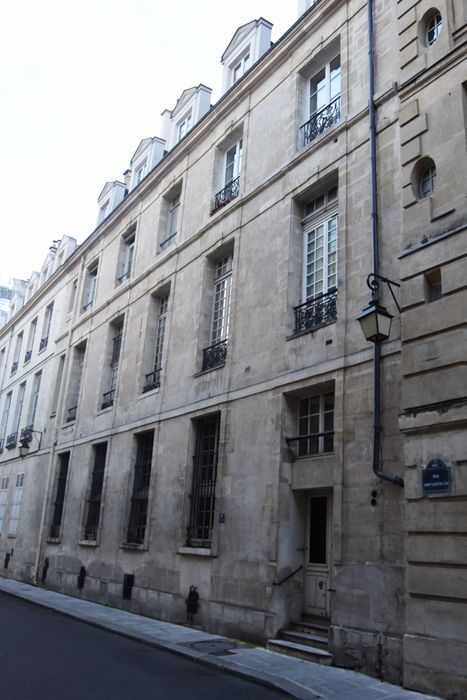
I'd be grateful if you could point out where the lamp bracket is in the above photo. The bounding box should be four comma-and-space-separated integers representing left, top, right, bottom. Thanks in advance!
366, 273, 401, 313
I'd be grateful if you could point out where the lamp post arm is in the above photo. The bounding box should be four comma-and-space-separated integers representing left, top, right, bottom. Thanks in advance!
366, 273, 401, 313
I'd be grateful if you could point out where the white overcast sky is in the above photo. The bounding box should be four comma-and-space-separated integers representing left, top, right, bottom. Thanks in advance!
0, 1, 298, 281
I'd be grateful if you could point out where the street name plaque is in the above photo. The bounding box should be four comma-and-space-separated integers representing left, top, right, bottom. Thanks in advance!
422, 458, 451, 494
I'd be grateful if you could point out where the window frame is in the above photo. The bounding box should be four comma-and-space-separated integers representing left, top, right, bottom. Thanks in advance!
143, 295, 169, 393
426, 12, 442, 46
125, 431, 154, 547
83, 442, 108, 542
186, 414, 220, 548
49, 452, 70, 540
117, 230, 136, 284
300, 48, 341, 148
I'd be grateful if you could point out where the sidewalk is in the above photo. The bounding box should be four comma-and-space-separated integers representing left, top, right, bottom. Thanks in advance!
0, 577, 439, 700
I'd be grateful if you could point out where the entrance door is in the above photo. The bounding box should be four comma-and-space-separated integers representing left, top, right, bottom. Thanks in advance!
304, 494, 331, 617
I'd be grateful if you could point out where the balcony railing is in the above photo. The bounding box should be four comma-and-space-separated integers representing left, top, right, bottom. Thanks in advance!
117, 270, 131, 284
0, 438, 4, 452
6, 432, 17, 449
300, 96, 341, 147
286, 430, 334, 457
10, 361, 18, 375
142, 367, 161, 394
101, 389, 115, 410
202, 339, 228, 372
66, 406, 77, 423
39, 336, 48, 351
293, 288, 337, 335
24, 350, 32, 363
211, 176, 240, 214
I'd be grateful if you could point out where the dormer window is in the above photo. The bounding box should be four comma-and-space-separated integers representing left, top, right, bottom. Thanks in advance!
135, 161, 147, 185
232, 53, 250, 84
99, 200, 110, 223
177, 113, 192, 141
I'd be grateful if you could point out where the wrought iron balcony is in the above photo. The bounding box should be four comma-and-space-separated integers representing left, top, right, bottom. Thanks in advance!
300, 96, 341, 147
24, 349, 32, 363
142, 368, 161, 394
10, 361, 18, 375
101, 389, 115, 410
202, 339, 228, 372
39, 336, 48, 351
286, 430, 334, 457
293, 288, 337, 335
0, 438, 3, 452
66, 405, 77, 423
6, 432, 17, 449
212, 176, 240, 213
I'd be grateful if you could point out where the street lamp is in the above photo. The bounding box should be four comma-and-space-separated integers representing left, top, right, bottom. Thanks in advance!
357, 274, 401, 343
18, 428, 42, 458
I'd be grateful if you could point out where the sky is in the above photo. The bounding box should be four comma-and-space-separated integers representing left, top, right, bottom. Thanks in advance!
0, 0, 298, 281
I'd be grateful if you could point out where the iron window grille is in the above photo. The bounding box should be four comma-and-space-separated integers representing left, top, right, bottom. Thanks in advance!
143, 367, 161, 393
84, 443, 107, 540
286, 392, 334, 457
0, 439, 3, 452
187, 414, 220, 547
101, 390, 115, 410
212, 175, 240, 213
66, 406, 77, 423
6, 432, 17, 449
39, 336, 48, 351
294, 288, 337, 334
49, 453, 70, 538
202, 339, 228, 372
24, 350, 32, 363
126, 432, 154, 545
10, 361, 18, 375
301, 97, 340, 147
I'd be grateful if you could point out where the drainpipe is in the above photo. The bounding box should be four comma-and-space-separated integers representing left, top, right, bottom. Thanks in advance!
367, 0, 404, 487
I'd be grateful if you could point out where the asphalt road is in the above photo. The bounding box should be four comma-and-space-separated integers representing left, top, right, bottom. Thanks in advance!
0, 592, 287, 699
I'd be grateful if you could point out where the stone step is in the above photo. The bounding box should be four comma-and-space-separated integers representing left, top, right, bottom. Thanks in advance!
280, 629, 329, 650
290, 618, 330, 636
267, 639, 332, 665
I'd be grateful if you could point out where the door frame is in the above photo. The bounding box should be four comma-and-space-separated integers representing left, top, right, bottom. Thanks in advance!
303, 490, 332, 617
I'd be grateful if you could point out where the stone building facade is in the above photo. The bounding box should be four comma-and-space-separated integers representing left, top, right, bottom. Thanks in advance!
0, 2, 466, 697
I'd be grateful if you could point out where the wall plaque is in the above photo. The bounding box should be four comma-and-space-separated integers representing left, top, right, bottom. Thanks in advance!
422, 458, 451, 494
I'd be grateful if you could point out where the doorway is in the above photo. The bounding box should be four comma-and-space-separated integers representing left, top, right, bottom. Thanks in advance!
304, 493, 331, 617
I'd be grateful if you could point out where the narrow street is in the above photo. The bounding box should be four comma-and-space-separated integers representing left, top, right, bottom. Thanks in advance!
0, 592, 287, 699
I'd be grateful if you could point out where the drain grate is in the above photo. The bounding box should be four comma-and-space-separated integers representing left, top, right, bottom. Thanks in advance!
189, 639, 237, 655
